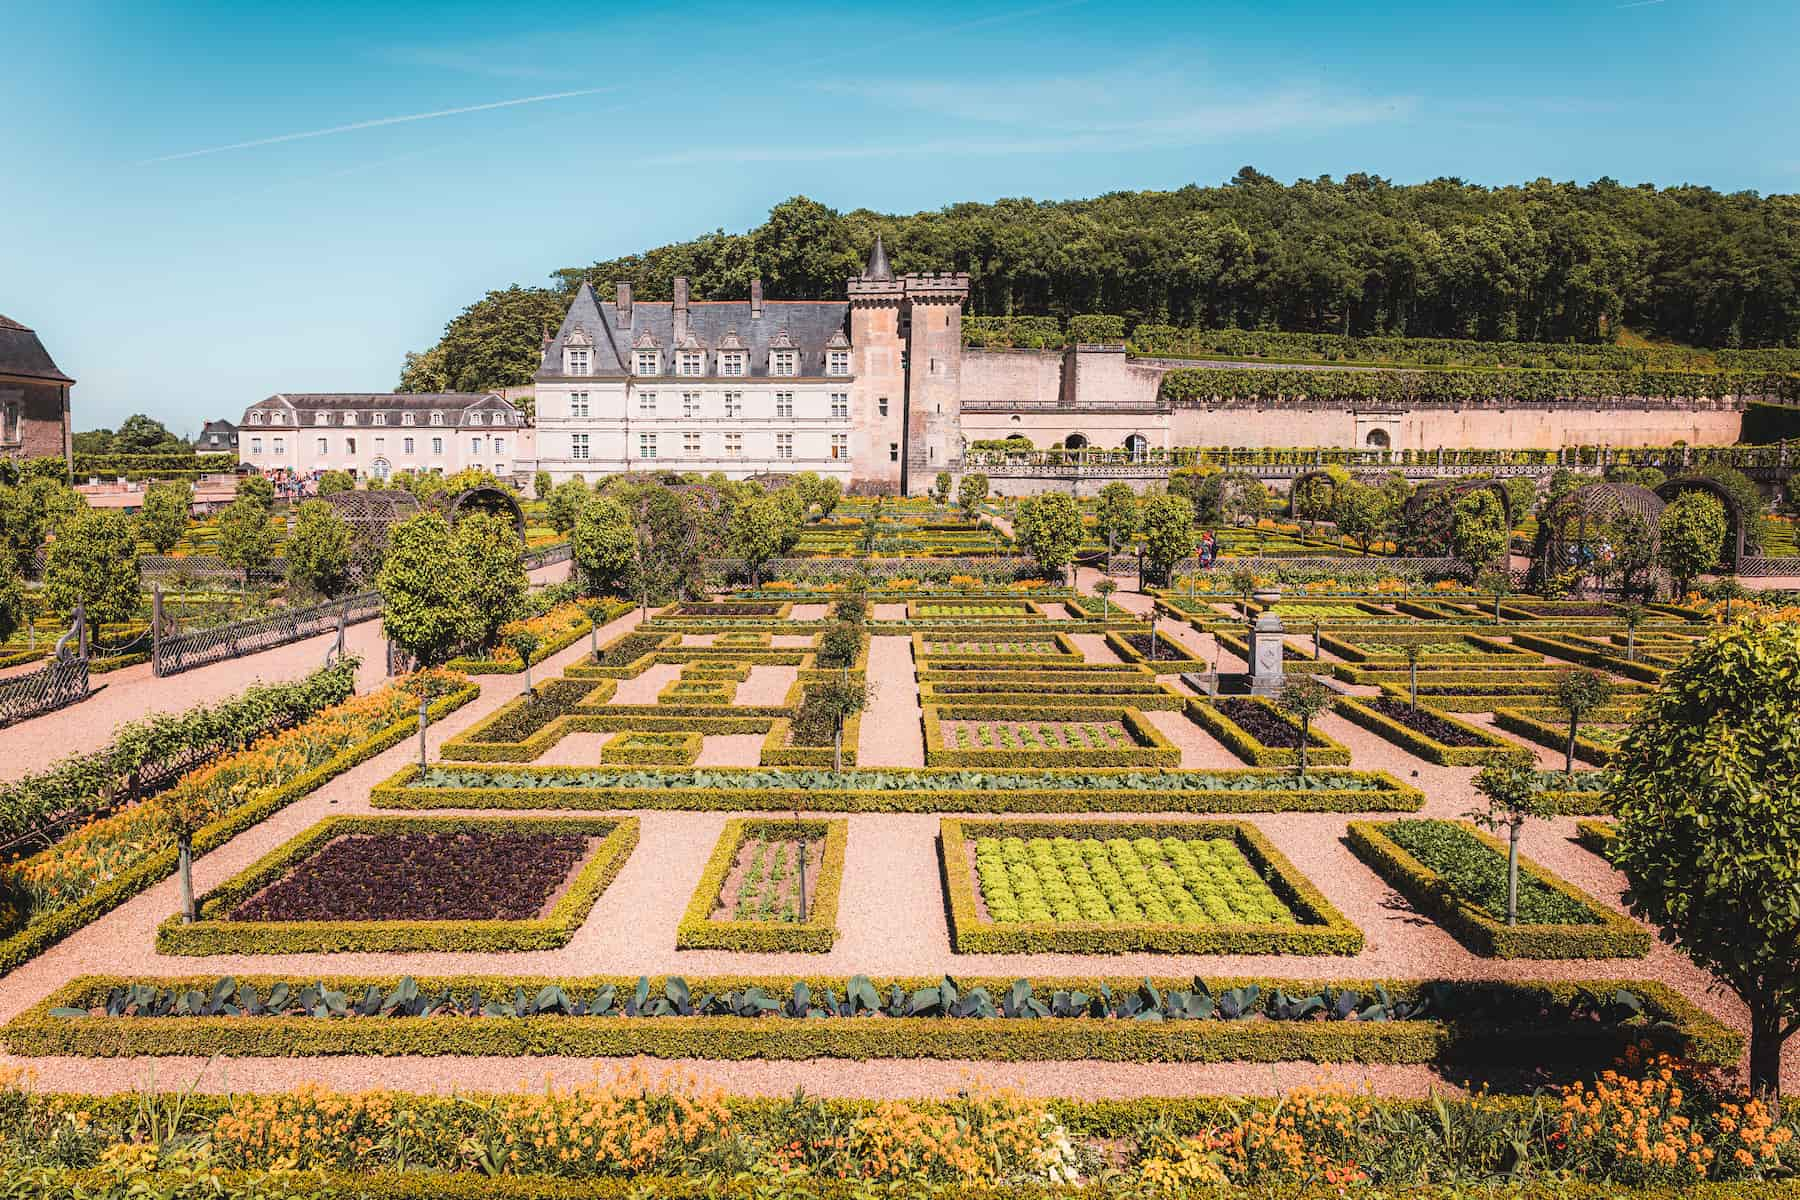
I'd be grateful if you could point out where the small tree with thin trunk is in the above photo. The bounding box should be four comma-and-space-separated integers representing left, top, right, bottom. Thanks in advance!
1618, 601, 1646, 662
1552, 668, 1616, 775
798, 675, 876, 772
1094, 578, 1117, 620
1229, 568, 1256, 611
504, 623, 541, 695
1275, 675, 1331, 779
1709, 575, 1747, 621
1475, 565, 1512, 621
1468, 753, 1554, 928
1401, 642, 1423, 711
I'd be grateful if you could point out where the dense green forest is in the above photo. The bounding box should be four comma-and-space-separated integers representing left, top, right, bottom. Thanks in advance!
399, 170, 1800, 394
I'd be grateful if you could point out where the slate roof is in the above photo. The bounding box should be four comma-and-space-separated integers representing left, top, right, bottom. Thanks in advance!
538, 283, 850, 381
0, 315, 74, 384
242, 393, 515, 426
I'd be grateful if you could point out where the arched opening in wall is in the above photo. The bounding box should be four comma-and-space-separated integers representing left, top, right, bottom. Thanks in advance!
1365, 428, 1391, 449
1010, 415, 1021, 424
1064, 433, 1088, 450
1125, 433, 1148, 462
370, 458, 391, 482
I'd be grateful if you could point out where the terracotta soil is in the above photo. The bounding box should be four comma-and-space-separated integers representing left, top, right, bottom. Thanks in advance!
710, 836, 825, 923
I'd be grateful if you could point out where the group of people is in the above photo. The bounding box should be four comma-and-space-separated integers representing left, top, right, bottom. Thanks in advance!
1196, 529, 1219, 568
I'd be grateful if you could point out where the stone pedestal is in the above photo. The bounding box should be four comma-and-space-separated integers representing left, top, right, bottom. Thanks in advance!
1247, 610, 1287, 696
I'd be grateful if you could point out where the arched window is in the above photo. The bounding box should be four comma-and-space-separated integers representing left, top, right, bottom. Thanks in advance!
1366, 428, 1391, 449
1064, 433, 1088, 450
1125, 433, 1148, 462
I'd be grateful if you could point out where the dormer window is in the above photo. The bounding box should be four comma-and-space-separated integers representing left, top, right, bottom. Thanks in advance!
493, 412, 509, 426
565, 347, 591, 376
720, 352, 746, 377
827, 350, 850, 376
771, 350, 798, 376
429, 411, 444, 427
635, 350, 660, 376
401, 412, 415, 427
250, 411, 266, 425
678, 351, 704, 377
372, 412, 386, 426
315, 411, 331, 426
343, 411, 358, 426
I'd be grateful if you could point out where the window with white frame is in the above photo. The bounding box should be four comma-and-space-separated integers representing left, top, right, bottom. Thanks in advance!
571, 433, 589, 460
402, 412, 415, 427
723, 392, 742, 417
682, 431, 701, 457
250, 437, 263, 454
250, 411, 266, 425
682, 392, 700, 417
830, 393, 848, 419
775, 392, 794, 418
570, 392, 589, 418
775, 433, 794, 458
831, 434, 848, 459
828, 350, 850, 376
638, 392, 656, 414
343, 412, 358, 426
635, 350, 659, 376
316, 437, 328, 454
372, 412, 386, 426
315, 411, 331, 426
493, 412, 509, 426
273, 437, 285, 454
638, 432, 657, 459
678, 351, 703, 377
720, 352, 745, 377
374, 437, 385, 452
723, 431, 742, 456
566, 347, 591, 375
431, 436, 444, 455
771, 349, 797, 376
404, 437, 415, 454
470, 437, 482, 454
429, 412, 443, 426
494, 437, 505, 455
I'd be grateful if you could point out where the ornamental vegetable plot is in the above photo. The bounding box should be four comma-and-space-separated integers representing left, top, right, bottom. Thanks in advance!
715, 833, 823, 925
1381, 820, 1597, 926
974, 835, 1295, 926
941, 717, 1131, 752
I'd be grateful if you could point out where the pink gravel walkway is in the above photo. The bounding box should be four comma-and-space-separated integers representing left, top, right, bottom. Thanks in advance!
857, 637, 922, 767
734, 665, 797, 706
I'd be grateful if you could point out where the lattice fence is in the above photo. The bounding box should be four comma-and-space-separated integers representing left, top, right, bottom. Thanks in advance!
1738, 556, 1800, 578
152, 591, 381, 677
703, 555, 1034, 587
0, 656, 89, 730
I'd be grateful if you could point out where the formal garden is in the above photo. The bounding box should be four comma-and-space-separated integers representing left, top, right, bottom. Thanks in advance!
0, 459, 1795, 1197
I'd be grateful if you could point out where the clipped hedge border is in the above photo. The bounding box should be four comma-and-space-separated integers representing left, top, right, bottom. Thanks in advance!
438, 680, 619, 762
0, 682, 480, 978
918, 684, 1185, 711
1508, 631, 1669, 684
1346, 819, 1650, 960
1102, 629, 1200, 673
1576, 819, 1620, 860
1332, 696, 1515, 765
675, 818, 848, 951
372, 764, 1426, 814
657, 677, 738, 705
602, 731, 701, 765
941, 817, 1362, 955
445, 616, 593, 675
905, 599, 1045, 620
1182, 697, 1352, 768
922, 705, 1180, 768
911, 631, 1083, 665
8, 971, 1734, 1066
562, 633, 678, 680
156, 815, 638, 955
442, 709, 777, 763
758, 713, 862, 767
1492, 707, 1624, 766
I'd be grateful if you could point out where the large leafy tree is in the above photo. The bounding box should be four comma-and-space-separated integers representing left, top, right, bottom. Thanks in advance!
1014, 492, 1084, 582
43, 508, 140, 625
377, 512, 472, 665
792, 471, 842, 519
111, 414, 186, 455
571, 495, 635, 596
216, 497, 277, 592
0, 478, 80, 571
284, 499, 353, 600
1609, 619, 1800, 1108
1658, 490, 1729, 597
1139, 493, 1196, 584
1450, 488, 1509, 567
546, 478, 592, 536
956, 472, 990, 517
0, 554, 23, 645
137, 481, 192, 554
453, 511, 527, 650
1331, 479, 1392, 552
1092, 481, 1138, 554
728, 492, 801, 585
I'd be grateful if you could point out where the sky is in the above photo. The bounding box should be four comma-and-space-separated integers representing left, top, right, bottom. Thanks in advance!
3, 0, 1797, 435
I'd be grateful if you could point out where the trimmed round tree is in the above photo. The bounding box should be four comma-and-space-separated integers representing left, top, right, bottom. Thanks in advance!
1657, 490, 1728, 599
1140, 493, 1196, 587
43, 507, 140, 626
1014, 492, 1083, 584
1552, 667, 1615, 774
377, 511, 472, 666
217, 495, 277, 593
137, 480, 192, 555
1450, 488, 1509, 568
956, 472, 990, 517
284, 499, 353, 599
1609, 619, 1800, 1108
571, 495, 634, 596
1093, 481, 1137, 556
453, 511, 528, 652
235, 473, 275, 511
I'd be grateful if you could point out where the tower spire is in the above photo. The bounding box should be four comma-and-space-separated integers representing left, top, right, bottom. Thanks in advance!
863, 234, 893, 281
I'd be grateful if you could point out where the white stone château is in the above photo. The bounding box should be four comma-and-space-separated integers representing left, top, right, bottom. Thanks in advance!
533, 238, 969, 492
237, 393, 526, 481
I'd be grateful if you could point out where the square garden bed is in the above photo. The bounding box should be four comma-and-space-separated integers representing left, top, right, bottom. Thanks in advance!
1103, 630, 1200, 672
1183, 697, 1352, 768
1332, 696, 1516, 765
923, 706, 1179, 767
942, 818, 1360, 954
676, 818, 848, 951
156, 816, 638, 955
602, 731, 702, 765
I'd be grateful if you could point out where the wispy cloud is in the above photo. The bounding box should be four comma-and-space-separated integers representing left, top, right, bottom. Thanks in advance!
641, 90, 1411, 166
885, 0, 1095, 44
138, 87, 614, 165
1616, 0, 1666, 8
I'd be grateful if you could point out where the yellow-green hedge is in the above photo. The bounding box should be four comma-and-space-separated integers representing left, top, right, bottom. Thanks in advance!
601, 731, 701, 765
1332, 696, 1515, 765
675, 818, 847, 952
922, 705, 1180, 768
1183, 697, 1352, 768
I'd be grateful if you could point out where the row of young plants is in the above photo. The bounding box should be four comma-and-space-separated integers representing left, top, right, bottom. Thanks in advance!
1347, 819, 1652, 959
0, 667, 477, 976
11, 971, 1735, 1066
1183, 697, 1352, 768
675, 818, 848, 952
921, 706, 1180, 768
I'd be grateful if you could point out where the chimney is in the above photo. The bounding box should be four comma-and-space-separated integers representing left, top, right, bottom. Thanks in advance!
750, 278, 763, 319
615, 282, 632, 329
673, 276, 690, 343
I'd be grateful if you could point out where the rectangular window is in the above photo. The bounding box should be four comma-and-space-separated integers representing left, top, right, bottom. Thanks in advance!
402, 412, 415, 427
372, 412, 386, 426
345, 437, 357, 455
374, 437, 385, 451
343, 411, 358, 426
470, 438, 482, 454
571, 433, 589, 460
831, 434, 848, 459
432, 437, 444, 455
679, 351, 703, 376
878, 397, 889, 417
404, 437, 415, 454
723, 392, 742, 417
639, 432, 657, 459
635, 351, 659, 376
273, 438, 285, 454
569, 392, 589, 418
638, 392, 656, 414
682, 431, 701, 457
567, 348, 590, 375
775, 433, 794, 459
724, 432, 742, 456
775, 392, 794, 418
316, 437, 328, 454
720, 352, 745, 377
250, 438, 262, 455
889, 442, 899, 462
828, 350, 850, 376
430, 412, 443, 426
830, 392, 848, 419
772, 350, 797, 376
682, 392, 700, 417
494, 437, 505, 455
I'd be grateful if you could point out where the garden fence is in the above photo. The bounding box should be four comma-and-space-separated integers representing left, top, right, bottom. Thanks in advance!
152, 590, 380, 677
0, 612, 90, 729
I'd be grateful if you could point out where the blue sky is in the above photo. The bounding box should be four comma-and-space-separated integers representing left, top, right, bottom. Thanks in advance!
4, 0, 1796, 434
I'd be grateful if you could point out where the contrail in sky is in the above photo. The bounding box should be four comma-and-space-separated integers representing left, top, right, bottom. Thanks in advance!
139, 86, 612, 164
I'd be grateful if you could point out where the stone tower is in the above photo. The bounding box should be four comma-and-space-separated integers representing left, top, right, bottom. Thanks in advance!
848, 237, 970, 494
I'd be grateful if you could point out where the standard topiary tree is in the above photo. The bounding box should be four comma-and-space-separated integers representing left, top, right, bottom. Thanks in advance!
1093, 578, 1118, 620
1139, 494, 1196, 587
316, 470, 354, 497
216, 496, 276, 594
137, 480, 192, 554
43, 507, 140, 626
1401, 641, 1423, 711
1468, 754, 1554, 928
571, 495, 634, 597
453, 511, 527, 652
1552, 667, 1615, 774
1092, 481, 1137, 556
728, 492, 801, 586
1013, 492, 1083, 585
1609, 618, 1800, 1109
284, 499, 353, 599
546, 478, 591, 536
956, 472, 989, 517
504, 622, 541, 694
533, 470, 553, 502
377, 512, 471, 666
235, 473, 275, 511
1275, 674, 1331, 779
1450, 488, 1509, 568
931, 472, 952, 506
1618, 601, 1646, 662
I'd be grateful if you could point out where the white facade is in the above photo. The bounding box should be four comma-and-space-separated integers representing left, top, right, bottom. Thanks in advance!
238, 393, 524, 480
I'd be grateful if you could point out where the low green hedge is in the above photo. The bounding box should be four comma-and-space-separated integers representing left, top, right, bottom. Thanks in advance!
445, 617, 592, 674
1332, 696, 1515, 765
675, 818, 847, 952
1209, 629, 1334, 675
1493, 707, 1624, 766
156, 816, 638, 955
1103, 629, 1200, 673
1346, 819, 1650, 959
438, 681, 619, 762
372, 764, 1426, 814
758, 714, 861, 767
918, 681, 1185, 710
9, 971, 1733, 1066
1576, 819, 1620, 860
1182, 697, 1352, 767
1508, 631, 1669, 684
941, 817, 1361, 955
922, 705, 1180, 768
601, 731, 701, 765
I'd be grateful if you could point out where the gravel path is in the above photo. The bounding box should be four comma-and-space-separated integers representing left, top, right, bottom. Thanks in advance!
736, 665, 797, 706
858, 637, 922, 767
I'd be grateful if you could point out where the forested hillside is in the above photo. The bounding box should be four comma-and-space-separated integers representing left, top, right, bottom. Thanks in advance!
399, 169, 1800, 394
